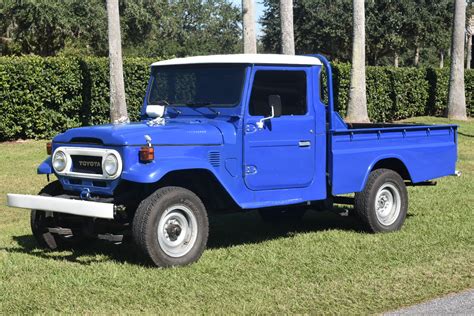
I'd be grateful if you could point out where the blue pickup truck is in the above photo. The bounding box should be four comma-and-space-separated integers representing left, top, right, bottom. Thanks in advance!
7, 54, 458, 267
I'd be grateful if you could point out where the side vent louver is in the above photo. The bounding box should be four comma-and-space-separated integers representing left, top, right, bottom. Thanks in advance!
208, 151, 221, 167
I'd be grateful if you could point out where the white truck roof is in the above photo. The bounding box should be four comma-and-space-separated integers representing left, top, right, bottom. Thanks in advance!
151, 54, 322, 67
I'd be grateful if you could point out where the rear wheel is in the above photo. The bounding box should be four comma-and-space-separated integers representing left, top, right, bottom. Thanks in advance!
354, 169, 408, 233
31, 181, 88, 250
132, 186, 209, 267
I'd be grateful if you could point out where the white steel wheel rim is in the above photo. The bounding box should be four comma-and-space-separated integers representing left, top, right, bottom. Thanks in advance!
374, 183, 401, 226
157, 204, 198, 258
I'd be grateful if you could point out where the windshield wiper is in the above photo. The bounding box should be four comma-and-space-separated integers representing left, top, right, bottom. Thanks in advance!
168, 107, 181, 115
185, 101, 220, 116
186, 101, 212, 106
149, 100, 182, 116
151, 99, 170, 106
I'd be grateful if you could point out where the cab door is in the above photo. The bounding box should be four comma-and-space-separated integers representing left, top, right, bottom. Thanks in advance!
243, 67, 316, 191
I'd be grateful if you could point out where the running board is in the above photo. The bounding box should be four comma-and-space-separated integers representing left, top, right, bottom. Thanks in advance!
405, 181, 437, 186
333, 196, 354, 205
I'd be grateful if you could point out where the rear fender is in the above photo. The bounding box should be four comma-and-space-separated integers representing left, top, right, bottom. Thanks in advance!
359, 155, 412, 191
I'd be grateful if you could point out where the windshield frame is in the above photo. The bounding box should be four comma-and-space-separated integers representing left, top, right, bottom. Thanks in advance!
147, 63, 247, 109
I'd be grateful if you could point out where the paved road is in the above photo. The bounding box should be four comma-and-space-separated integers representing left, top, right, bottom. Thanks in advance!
386, 289, 474, 315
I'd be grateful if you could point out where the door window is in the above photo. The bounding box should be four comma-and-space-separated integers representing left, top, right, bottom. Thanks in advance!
249, 70, 307, 116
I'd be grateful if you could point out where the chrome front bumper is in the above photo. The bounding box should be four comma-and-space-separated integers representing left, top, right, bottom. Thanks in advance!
6, 194, 114, 219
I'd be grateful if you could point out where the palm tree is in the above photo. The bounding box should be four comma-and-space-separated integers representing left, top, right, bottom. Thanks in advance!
346, 0, 369, 123
242, 0, 257, 54
447, 0, 467, 120
466, 22, 472, 70
106, 0, 129, 124
280, 0, 295, 55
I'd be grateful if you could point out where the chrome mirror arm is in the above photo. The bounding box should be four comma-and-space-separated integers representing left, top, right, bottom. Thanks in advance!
256, 106, 275, 129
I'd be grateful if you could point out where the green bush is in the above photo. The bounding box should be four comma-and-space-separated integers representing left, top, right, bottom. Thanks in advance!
0, 56, 472, 140
0, 56, 155, 140
465, 70, 474, 117
0, 57, 83, 140
389, 67, 429, 120
79, 57, 154, 126
332, 64, 472, 122
332, 63, 350, 117
366, 66, 393, 122
79, 58, 109, 126
426, 68, 449, 116
425, 68, 474, 117
123, 58, 155, 121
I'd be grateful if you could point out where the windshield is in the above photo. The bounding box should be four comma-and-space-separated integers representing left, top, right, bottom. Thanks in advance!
148, 64, 246, 107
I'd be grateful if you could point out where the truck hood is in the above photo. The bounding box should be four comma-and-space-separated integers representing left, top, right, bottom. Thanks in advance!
53, 120, 224, 146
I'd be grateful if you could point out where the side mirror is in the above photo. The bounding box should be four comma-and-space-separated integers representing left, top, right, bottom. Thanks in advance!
146, 105, 165, 118
268, 95, 282, 117
256, 95, 282, 129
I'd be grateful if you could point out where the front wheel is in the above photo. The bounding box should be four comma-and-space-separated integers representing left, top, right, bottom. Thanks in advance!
354, 169, 408, 233
31, 181, 88, 250
132, 186, 209, 267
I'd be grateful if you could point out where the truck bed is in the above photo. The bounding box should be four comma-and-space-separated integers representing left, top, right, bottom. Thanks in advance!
346, 122, 427, 129
330, 119, 458, 195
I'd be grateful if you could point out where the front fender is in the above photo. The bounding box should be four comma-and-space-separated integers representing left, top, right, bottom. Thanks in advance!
37, 157, 53, 174
121, 157, 216, 183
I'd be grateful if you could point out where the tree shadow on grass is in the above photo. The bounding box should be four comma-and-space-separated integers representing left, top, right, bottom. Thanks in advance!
7, 234, 146, 266
207, 207, 365, 249
3, 207, 368, 266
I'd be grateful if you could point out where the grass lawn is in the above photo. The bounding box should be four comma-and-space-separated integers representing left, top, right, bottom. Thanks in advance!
0, 116, 473, 314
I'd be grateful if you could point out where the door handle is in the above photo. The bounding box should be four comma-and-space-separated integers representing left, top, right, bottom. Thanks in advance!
298, 140, 311, 147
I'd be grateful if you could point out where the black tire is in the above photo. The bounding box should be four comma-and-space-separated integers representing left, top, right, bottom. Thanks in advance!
132, 186, 209, 267
354, 169, 408, 233
31, 181, 88, 250
259, 206, 306, 223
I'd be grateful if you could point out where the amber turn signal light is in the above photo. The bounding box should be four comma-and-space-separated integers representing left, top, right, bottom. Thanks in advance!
139, 146, 154, 162
46, 142, 52, 155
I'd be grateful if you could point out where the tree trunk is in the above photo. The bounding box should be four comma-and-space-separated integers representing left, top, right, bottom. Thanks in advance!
394, 52, 399, 67
107, 0, 128, 124
447, 0, 467, 120
467, 33, 472, 69
280, 0, 295, 55
346, 0, 369, 123
414, 46, 420, 66
440, 51, 444, 68
242, 0, 257, 54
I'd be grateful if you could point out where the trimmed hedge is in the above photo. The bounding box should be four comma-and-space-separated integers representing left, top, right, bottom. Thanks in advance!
0, 56, 154, 140
0, 56, 472, 140
0, 57, 82, 139
332, 64, 473, 122
79, 57, 153, 126
465, 70, 474, 117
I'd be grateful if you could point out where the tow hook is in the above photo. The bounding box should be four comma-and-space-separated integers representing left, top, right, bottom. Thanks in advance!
114, 205, 126, 212
114, 205, 127, 218
80, 188, 91, 200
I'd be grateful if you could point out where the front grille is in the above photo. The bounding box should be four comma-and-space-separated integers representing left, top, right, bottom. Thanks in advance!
71, 155, 103, 174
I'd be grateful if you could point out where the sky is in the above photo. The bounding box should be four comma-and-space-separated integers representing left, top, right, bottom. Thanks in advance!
231, 0, 266, 34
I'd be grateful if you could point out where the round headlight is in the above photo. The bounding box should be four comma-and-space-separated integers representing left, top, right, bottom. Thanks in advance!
52, 151, 67, 172
103, 154, 119, 176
